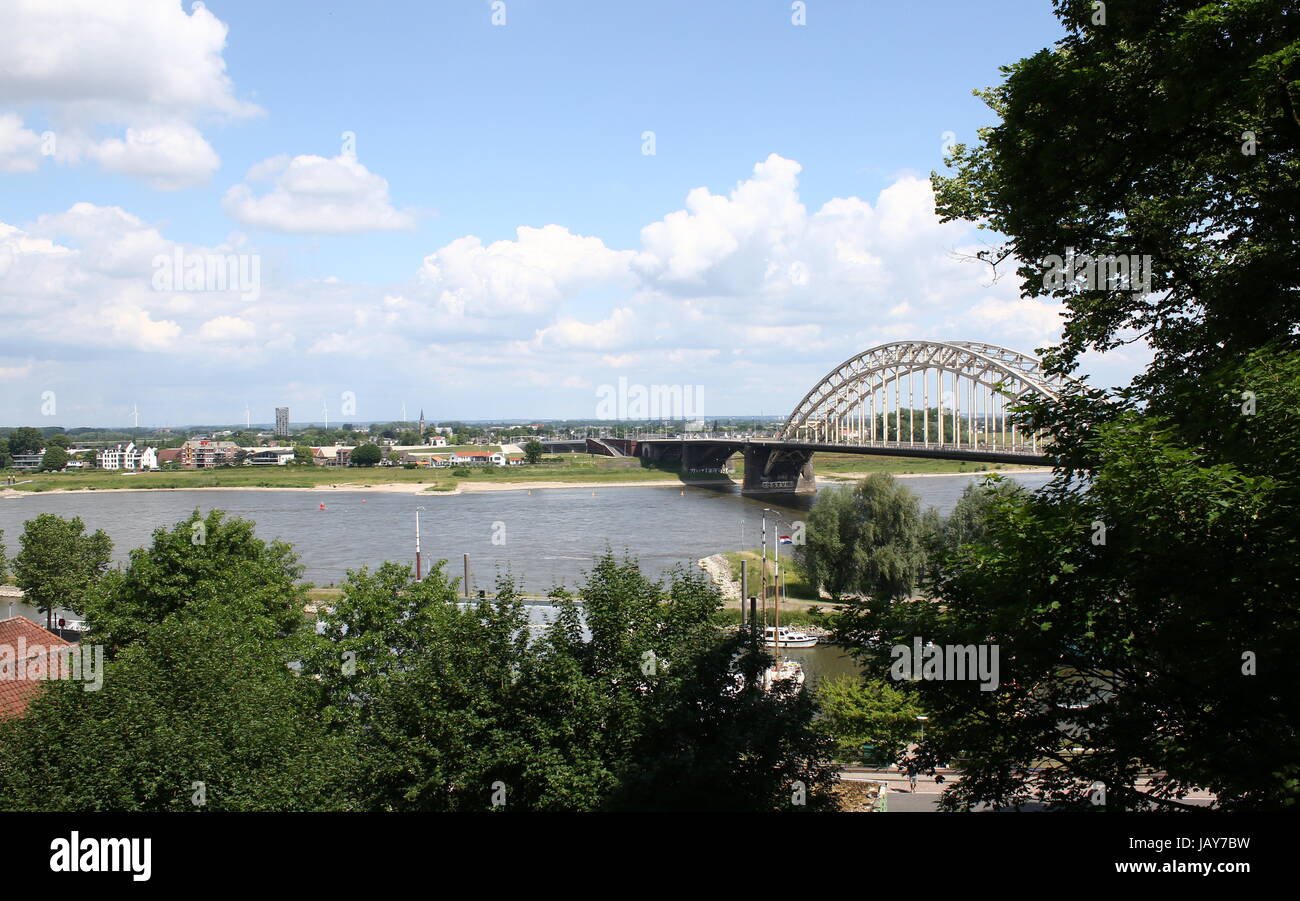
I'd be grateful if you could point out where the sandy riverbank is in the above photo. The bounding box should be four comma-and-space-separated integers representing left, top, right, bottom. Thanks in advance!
0, 468, 1049, 499
0, 477, 697, 499
819, 468, 1048, 481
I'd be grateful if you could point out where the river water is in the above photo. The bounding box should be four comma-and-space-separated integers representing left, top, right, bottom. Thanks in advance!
0, 472, 1052, 683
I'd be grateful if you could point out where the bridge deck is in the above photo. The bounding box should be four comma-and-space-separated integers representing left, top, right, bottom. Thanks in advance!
632, 437, 1053, 468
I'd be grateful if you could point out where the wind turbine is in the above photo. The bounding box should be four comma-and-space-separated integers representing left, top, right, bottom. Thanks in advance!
245, 405, 251, 430
132, 403, 139, 431
322, 400, 330, 430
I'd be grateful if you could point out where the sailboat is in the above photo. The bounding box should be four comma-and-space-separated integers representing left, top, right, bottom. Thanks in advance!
760, 535, 806, 688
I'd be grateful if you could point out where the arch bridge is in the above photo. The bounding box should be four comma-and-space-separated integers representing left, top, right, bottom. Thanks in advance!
602, 341, 1070, 494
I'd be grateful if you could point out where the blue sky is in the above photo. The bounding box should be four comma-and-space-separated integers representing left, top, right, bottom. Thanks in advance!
0, 0, 1144, 428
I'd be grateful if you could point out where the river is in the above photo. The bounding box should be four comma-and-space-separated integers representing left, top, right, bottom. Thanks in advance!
0, 472, 1052, 682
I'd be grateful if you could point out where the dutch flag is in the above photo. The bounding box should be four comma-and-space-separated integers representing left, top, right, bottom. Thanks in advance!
778, 535, 793, 545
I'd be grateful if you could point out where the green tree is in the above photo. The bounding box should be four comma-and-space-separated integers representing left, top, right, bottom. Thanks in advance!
293, 445, 314, 465
935, 476, 1028, 557
46, 433, 71, 450
815, 676, 925, 766
350, 443, 381, 467
898, 0, 1300, 810
305, 552, 838, 811
0, 618, 357, 811
84, 509, 307, 654
13, 514, 112, 630
38, 446, 68, 472
797, 474, 931, 603
524, 439, 544, 464
5, 427, 43, 456
932, 0, 1300, 456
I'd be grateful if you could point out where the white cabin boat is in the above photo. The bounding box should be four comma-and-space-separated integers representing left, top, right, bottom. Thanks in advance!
762, 625, 818, 648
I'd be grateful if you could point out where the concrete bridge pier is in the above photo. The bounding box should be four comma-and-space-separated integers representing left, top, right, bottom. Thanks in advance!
741, 445, 816, 495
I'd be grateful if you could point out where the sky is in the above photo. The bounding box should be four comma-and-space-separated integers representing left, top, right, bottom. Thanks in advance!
0, 0, 1152, 428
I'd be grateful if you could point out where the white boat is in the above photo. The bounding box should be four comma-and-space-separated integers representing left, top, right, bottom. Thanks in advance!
761, 659, 806, 690
762, 625, 818, 648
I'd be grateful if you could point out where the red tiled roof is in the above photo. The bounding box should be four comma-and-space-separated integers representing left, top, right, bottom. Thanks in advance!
0, 617, 73, 718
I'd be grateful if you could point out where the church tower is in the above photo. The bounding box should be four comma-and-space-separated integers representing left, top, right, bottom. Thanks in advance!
418, 409, 426, 437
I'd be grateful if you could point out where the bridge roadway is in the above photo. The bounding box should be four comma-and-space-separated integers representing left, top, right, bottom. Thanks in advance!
594, 436, 1052, 495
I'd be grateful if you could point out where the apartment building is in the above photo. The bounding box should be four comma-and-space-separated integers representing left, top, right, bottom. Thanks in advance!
180, 439, 240, 468
97, 442, 158, 470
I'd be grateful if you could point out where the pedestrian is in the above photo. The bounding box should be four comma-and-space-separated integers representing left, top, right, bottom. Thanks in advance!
908, 765, 918, 793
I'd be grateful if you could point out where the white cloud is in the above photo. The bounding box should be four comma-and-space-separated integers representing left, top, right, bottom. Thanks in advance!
198, 315, 255, 342
223, 152, 417, 234
0, 0, 257, 186
0, 113, 44, 172
0, 156, 1150, 421
91, 123, 221, 189
417, 224, 634, 319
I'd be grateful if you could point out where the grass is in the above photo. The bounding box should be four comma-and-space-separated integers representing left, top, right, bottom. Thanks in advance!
813, 452, 1047, 477
3, 451, 1046, 494
710, 606, 826, 629
721, 549, 822, 603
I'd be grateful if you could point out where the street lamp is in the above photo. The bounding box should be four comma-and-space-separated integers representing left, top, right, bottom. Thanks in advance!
917, 714, 928, 745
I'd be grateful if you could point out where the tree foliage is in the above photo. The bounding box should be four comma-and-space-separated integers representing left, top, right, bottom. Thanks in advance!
796, 474, 934, 603
304, 551, 838, 810
815, 676, 926, 766
83, 509, 307, 654
933, 0, 1299, 462
0, 618, 356, 811
38, 446, 68, 471
874, 0, 1300, 811
13, 514, 112, 628
5, 427, 43, 456
350, 443, 382, 467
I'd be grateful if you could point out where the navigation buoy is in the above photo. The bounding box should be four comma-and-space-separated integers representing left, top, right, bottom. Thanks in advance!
319, 503, 326, 510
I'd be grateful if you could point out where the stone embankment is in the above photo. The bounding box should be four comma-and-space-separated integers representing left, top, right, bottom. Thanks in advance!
696, 554, 741, 600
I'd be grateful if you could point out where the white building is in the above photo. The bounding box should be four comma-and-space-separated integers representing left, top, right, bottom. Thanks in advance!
245, 447, 295, 465
97, 442, 157, 470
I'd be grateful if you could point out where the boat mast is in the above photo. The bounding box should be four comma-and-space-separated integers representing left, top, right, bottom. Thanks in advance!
761, 508, 768, 637
774, 535, 782, 665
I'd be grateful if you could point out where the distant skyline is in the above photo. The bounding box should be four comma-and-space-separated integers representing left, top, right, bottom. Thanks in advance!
0, 1, 1151, 427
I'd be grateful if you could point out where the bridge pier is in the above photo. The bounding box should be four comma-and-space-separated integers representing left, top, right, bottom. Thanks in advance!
741, 445, 816, 495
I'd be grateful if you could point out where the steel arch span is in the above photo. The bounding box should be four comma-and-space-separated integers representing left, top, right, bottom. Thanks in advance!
780, 340, 1075, 452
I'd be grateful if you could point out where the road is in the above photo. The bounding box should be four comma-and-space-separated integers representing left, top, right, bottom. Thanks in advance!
840, 769, 1217, 811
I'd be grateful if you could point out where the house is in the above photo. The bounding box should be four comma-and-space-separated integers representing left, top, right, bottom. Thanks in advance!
0, 617, 73, 719
10, 452, 44, 470
310, 446, 352, 466
157, 448, 183, 467
428, 434, 448, 447
245, 447, 295, 465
